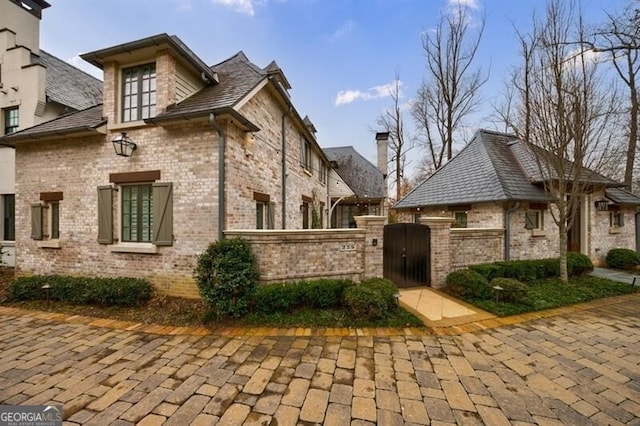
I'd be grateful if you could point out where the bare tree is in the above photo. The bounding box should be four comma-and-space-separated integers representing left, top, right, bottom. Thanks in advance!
412, 5, 487, 172
375, 74, 411, 202
508, 0, 620, 281
589, 4, 640, 190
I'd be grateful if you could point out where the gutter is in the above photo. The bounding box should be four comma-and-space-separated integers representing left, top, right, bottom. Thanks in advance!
503, 201, 520, 260
209, 113, 226, 240
281, 110, 287, 229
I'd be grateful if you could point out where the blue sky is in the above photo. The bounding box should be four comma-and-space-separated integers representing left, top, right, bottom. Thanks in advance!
41, 0, 626, 177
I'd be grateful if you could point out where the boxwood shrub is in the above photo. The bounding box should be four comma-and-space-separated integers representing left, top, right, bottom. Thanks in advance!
253, 278, 353, 314
4, 275, 152, 306
605, 248, 640, 270
445, 269, 492, 300
360, 278, 398, 311
342, 285, 387, 320
566, 252, 594, 275
469, 254, 593, 283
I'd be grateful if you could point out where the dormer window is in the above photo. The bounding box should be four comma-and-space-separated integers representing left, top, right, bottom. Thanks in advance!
122, 63, 156, 122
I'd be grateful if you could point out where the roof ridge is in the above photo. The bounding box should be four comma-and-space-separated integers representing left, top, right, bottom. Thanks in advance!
40, 50, 103, 83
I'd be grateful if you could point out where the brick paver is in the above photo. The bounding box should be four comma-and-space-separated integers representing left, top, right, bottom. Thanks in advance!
0, 296, 639, 424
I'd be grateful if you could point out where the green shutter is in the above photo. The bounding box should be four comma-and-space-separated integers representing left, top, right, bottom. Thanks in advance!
30, 204, 43, 240
152, 182, 173, 246
97, 186, 113, 244
524, 211, 538, 229
268, 201, 275, 229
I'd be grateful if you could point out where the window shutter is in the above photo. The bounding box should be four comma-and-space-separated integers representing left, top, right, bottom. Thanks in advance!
525, 211, 538, 229
97, 186, 113, 244
300, 137, 305, 166
153, 182, 173, 246
30, 204, 43, 240
618, 213, 625, 227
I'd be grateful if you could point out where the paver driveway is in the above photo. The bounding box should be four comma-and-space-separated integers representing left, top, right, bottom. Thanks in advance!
0, 297, 639, 425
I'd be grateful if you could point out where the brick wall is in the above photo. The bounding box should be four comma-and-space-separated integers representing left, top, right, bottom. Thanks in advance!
588, 191, 637, 265
450, 228, 504, 270
507, 203, 559, 260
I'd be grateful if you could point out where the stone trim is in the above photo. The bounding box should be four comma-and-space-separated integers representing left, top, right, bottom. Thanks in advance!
109, 170, 161, 184
39, 191, 63, 202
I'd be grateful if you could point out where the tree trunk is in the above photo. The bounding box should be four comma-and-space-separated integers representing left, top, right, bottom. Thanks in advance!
559, 223, 569, 282
625, 83, 638, 189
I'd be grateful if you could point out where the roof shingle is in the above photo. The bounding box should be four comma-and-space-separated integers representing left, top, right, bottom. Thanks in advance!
323, 146, 385, 199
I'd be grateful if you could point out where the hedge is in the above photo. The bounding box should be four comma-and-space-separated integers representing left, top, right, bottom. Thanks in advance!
445, 269, 492, 300
253, 278, 353, 314
605, 248, 640, 270
4, 275, 153, 306
469, 253, 593, 283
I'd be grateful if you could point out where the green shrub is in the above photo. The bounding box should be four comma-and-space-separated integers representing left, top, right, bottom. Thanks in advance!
342, 285, 387, 320
194, 237, 259, 317
468, 263, 504, 281
298, 279, 352, 309
360, 278, 398, 310
490, 278, 529, 303
566, 252, 594, 275
605, 248, 640, 270
254, 283, 300, 314
445, 269, 492, 300
4, 275, 152, 306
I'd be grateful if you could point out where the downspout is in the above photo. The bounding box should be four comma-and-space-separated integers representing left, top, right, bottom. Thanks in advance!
209, 113, 225, 240
281, 111, 287, 229
503, 201, 520, 261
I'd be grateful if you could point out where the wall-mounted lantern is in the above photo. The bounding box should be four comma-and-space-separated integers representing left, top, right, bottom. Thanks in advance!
112, 132, 137, 157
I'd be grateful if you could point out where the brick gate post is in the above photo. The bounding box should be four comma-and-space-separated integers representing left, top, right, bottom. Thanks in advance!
419, 216, 453, 289
355, 215, 386, 280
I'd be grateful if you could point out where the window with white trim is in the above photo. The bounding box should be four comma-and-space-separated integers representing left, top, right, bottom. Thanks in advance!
122, 63, 156, 122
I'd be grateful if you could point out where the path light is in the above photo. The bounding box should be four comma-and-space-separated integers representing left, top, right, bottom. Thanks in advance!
112, 132, 137, 157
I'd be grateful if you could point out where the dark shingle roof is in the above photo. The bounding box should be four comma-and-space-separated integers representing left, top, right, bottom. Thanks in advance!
395, 130, 550, 208
154, 51, 266, 121
323, 146, 385, 199
35, 51, 103, 110
605, 188, 640, 205
0, 105, 104, 143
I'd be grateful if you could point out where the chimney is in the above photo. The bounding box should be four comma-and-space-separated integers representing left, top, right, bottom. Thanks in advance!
376, 132, 389, 198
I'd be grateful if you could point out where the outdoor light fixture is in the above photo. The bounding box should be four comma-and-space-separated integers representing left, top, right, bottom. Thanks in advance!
595, 200, 609, 211
112, 132, 137, 157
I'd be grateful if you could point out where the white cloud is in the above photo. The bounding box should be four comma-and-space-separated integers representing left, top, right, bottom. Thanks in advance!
331, 19, 355, 41
335, 81, 403, 106
211, 0, 257, 16
67, 55, 103, 80
173, 0, 193, 12
447, 0, 479, 9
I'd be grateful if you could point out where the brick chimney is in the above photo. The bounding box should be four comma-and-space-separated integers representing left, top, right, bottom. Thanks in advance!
375, 132, 389, 198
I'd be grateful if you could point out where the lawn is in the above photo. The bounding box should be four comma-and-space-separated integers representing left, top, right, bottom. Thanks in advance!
469, 276, 639, 316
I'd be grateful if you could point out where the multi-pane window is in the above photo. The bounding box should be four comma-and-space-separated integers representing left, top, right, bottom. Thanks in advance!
319, 164, 327, 184
610, 211, 624, 227
3, 107, 19, 135
2, 194, 15, 241
122, 184, 153, 242
51, 202, 60, 239
122, 64, 156, 122
256, 202, 266, 229
453, 211, 468, 228
300, 137, 311, 171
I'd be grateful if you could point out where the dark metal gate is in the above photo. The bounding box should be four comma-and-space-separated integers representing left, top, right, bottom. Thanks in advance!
383, 223, 430, 288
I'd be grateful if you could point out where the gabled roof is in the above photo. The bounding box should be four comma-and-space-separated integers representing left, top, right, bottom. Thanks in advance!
605, 188, 640, 205
323, 146, 385, 199
0, 104, 105, 144
34, 50, 103, 111
80, 33, 218, 83
396, 129, 625, 209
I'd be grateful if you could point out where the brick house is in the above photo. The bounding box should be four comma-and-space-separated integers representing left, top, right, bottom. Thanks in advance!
394, 129, 640, 265
0, 0, 102, 266
0, 33, 332, 297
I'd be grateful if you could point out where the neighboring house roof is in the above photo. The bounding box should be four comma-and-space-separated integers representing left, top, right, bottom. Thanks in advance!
34, 50, 103, 111
605, 188, 640, 205
0, 105, 105, 143
323, 146, 385, 199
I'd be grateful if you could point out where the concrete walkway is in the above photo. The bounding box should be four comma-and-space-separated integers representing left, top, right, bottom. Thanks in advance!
591, 266, 640, 286
0, 294, 639, 425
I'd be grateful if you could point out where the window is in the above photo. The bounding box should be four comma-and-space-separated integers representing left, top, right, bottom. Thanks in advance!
122, 184, 153, 242
30, 192, 62, 245
300, 137, 311, 171
319, 164, 327, 184
610, 211, 624, 227
524, 211, 542, 230
122, 63, 156, 122
98, 175, 173, 249
2, 194, 15, 241
3, 107, 18, 135
254, 192, 274, 230
453, 212, 468, 228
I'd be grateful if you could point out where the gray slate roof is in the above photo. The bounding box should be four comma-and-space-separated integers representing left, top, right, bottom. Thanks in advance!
154, 51, 265, 121
396, 130, 552, 208
605, 188, 640, 205
323, 146, 385, 199
35, 51, 103, 110
396, 129, 625, 209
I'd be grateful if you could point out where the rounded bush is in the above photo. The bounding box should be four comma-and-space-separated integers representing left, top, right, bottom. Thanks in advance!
254, 283, 299, 314
298, 279, 352, 309
445, 269, 492, 300
360, 278, 398, 310
194, 237, 259, 317
566, 252, 594, 275
605, 248, 640, 270
490, 278, 529, 303
342, 285, 387, 320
